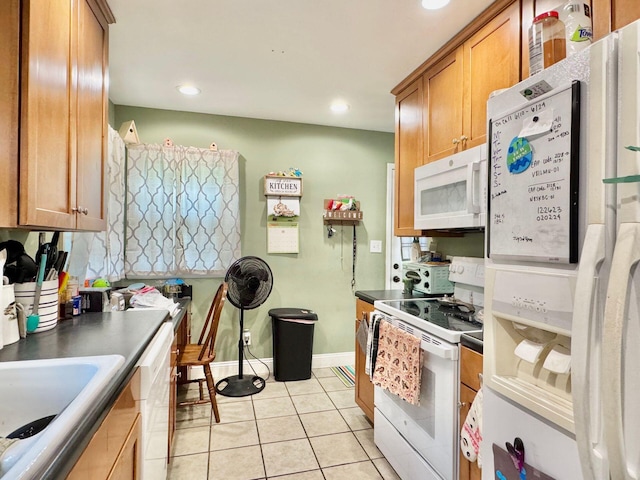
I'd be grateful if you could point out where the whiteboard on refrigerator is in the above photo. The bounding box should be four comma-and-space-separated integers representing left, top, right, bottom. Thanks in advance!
488, 81, 580, 263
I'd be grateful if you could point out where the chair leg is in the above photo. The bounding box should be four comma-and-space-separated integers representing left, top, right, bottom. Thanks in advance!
203, 363, 220, 423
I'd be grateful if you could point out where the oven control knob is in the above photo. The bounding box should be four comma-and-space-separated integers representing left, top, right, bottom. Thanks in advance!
424, 282, 430, 289
424, 270, 430, 277
393, 276, 401, 283
393, 263, 400, 270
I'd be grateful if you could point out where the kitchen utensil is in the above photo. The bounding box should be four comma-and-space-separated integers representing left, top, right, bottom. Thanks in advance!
436, 296, 476, 313
53, 251, 67, 275
58, 271, 69, 295
26, 247, 48, 333
6, 415, 56, 439
36, 232, 59, 273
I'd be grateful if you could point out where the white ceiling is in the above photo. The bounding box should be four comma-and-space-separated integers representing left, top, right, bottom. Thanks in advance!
108, 0, 494, 133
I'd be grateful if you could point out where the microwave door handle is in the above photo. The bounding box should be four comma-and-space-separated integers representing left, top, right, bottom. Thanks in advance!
572, 224, 605, 480
603, 223, 640, 480
466, 161, 481, 214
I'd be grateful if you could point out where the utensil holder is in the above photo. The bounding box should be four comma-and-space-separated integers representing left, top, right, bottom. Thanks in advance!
14, 280, 59, 333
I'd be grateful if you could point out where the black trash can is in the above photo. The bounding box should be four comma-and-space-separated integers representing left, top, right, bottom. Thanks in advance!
269, 308, 318, 381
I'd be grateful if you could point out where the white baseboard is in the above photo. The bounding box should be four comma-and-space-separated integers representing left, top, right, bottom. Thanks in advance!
190, 351, 355, 380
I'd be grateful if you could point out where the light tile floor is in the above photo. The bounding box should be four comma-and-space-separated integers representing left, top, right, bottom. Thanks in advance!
169, 367, 401, 480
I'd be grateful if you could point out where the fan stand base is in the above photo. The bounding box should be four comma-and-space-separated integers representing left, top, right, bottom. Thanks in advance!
215, 375, 266, 397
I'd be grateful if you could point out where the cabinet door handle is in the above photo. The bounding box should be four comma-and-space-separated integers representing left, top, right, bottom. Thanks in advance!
457, 401, 467, 409
460, 135, 468, 144
72, 207, 89, 215
452, 138, 460, 145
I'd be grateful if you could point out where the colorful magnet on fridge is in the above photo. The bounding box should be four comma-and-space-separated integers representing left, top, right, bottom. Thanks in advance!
506, 137, 533, 174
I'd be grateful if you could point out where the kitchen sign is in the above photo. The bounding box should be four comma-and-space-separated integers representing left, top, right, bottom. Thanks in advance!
264, 175, 303, 197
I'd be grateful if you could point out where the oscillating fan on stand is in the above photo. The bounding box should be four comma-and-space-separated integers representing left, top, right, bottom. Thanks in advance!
216, 256, 273, 397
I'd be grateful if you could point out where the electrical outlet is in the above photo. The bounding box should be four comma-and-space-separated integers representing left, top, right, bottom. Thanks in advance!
243, 330, 251, 346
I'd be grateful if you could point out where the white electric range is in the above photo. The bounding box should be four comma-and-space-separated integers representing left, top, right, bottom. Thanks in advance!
372, 256, 484, 480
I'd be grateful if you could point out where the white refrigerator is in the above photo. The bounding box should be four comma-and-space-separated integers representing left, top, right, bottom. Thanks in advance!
482, 19, 640, 480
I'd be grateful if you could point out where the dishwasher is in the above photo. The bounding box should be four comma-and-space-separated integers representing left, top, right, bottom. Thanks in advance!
135, 322, 173, 480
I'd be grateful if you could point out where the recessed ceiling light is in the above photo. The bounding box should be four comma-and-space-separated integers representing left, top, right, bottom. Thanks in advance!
177, 85, 201, 96
330, 101, 350, 114
421, 0, 450, 9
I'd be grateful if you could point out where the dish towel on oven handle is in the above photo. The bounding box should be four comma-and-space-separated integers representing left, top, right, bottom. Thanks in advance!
460, 387, 483, 467
371, 319, 422, 405
365, 313, 383, 378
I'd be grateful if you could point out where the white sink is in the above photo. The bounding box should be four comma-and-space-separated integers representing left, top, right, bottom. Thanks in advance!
0, 355, 125, 479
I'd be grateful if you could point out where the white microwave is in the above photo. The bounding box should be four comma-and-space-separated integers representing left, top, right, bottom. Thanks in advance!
414, 144, 487, 230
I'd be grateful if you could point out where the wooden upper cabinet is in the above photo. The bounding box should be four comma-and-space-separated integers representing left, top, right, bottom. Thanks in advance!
6, 0, 111, 230
20, 0, 77, 230
0, 0, 20, 227
394, 77, 424, 237
424, 48, 464, 163
76, 0, 109, 231
463, 1, 520, 150
423, 0, 520, 164
592, 0, 640, 40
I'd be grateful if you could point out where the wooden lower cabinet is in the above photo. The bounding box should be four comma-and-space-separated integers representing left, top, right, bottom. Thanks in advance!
459, 346, 483, 480
355, 298, 375, 423
168, 334, 178, 458
169, 302, 191, 459
67, 369, 141, 480
107, 415, 141, 480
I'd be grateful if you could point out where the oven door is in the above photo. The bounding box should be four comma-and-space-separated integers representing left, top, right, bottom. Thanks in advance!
374, 322, 459, 480
414, 144, 486, 230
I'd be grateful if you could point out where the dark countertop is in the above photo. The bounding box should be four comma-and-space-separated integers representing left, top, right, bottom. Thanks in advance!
0, 300, 189, 480
461, 330, 483, 354
354, 289, 430, 304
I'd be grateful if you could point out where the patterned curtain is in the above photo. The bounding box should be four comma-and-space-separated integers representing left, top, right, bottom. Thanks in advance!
69, 126, 126, 282
125, 144, 240, 277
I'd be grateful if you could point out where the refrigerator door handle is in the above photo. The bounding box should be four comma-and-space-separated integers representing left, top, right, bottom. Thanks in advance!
571, 224, 606, 480
603, 223, 640, 480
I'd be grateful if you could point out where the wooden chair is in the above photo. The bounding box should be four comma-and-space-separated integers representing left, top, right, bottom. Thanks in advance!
177, 282, 227, 423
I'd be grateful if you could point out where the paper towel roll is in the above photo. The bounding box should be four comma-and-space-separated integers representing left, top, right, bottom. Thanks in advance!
514, 338, 547, 363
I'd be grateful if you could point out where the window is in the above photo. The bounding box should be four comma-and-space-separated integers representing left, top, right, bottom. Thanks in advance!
125, 144, 241, 278
400, 237, 431, 261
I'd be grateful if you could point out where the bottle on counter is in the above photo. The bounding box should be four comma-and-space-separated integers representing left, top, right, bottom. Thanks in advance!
559, 0, 593, 56
529, 10, 566, 76
410, 238, 421, 262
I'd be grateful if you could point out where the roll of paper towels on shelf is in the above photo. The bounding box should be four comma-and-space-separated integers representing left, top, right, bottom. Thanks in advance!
542, 345, 571, 374
514, 338, 547, 363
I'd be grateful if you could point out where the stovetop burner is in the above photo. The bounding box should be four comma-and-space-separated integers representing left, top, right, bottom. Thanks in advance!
376, 299, 483, 342
379, 299, 483, 334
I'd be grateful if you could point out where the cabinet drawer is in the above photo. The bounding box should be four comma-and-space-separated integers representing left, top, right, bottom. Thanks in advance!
460, 346, 482, 391
68, 369, 141, 479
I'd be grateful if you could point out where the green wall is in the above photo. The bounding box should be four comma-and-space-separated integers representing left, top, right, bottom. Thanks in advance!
115, 105, 394, 362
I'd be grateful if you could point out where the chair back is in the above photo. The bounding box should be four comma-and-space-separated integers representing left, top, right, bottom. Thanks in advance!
198, 282, 228, 362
